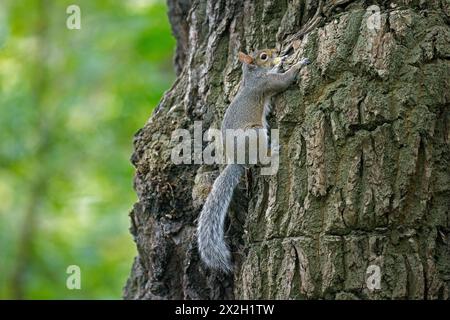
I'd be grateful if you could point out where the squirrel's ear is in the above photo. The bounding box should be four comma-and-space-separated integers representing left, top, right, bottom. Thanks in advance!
238, 52, 253, 65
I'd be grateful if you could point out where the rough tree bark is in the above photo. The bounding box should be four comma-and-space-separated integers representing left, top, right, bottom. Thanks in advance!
123, 0, 450, 299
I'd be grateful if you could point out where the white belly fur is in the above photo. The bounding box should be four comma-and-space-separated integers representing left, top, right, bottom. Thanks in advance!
261, 97, 272, 145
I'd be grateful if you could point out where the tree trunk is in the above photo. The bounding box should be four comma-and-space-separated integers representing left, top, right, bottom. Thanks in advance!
123, 0, 450, 300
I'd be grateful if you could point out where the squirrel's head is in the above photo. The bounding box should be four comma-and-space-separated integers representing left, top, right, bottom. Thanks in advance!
238, 49, 282, 69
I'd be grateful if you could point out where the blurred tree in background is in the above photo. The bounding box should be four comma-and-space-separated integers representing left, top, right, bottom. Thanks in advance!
0, 0, 175, 299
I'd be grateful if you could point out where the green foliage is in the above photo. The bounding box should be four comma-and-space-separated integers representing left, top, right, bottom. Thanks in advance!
0, 0, 175, 299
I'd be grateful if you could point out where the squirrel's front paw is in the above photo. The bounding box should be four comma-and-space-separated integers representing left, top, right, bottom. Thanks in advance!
300, 57, 311, 65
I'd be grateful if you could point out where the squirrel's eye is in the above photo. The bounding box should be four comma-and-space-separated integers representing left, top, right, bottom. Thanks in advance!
260, 53, 268, 60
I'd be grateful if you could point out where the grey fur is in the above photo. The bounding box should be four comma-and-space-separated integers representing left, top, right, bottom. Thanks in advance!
197, 164, 244, 272
197, 53, 310, 273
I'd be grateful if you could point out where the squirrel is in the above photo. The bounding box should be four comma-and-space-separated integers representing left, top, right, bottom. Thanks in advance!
197, 48, 311, 273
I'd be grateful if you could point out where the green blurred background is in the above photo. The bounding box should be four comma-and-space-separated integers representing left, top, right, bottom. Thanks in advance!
0, 0, 175, 299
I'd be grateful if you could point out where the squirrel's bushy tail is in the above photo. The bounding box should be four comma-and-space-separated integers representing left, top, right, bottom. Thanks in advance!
197, 164, 244, 273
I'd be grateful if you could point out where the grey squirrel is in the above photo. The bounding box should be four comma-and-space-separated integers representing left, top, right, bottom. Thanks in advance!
197, 48, 311, 273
